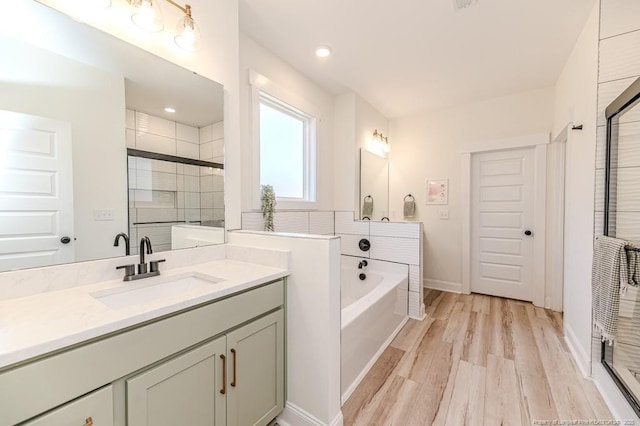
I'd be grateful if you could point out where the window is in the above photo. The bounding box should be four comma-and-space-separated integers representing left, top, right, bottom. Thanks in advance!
258, 92, 316, 205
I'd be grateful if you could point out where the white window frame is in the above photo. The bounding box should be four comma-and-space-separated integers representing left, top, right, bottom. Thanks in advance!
250, 70, 318, 210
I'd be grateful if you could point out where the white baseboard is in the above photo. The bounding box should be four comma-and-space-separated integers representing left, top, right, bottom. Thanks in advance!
563, 323, 591, 378
424, 279, 462, 294
340, 316, 409, 404
277, 402, 343, 426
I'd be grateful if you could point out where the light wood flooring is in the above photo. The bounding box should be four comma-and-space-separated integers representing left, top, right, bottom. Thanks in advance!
342, 290, 613, 425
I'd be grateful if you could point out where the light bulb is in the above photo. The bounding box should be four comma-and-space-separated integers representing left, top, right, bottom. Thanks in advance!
131, 0, 164, 32
175, 12, 200, 51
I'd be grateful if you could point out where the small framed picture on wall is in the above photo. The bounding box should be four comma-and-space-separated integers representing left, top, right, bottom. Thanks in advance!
426, 179, 448, 205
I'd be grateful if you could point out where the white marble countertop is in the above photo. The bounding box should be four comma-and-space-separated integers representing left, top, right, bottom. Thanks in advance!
0, 259, 289, 370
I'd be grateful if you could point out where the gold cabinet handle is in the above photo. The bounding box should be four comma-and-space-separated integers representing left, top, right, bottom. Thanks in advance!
230, 348, 237, 387
220, 354, 227, 395
84, 417, 93, 426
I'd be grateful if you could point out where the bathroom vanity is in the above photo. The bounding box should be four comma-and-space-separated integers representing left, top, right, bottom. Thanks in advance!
0, 259, 287, 426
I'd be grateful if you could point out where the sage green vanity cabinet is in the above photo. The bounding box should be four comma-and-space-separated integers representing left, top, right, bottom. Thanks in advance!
21, 386, 113, 426
1, 280, 285, 426
226, 310, 284, 426
127, 337, 227, 426
126, 309, 285, 426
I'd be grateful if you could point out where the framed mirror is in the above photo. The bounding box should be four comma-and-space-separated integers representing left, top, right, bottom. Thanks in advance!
0, 1, 224, 273
359, 149, 389, 221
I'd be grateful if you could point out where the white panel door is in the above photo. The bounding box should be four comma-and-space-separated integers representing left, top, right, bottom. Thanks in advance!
0, 109, 74, 271
471, 147, 535, 301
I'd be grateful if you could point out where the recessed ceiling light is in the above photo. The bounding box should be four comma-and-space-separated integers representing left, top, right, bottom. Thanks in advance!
164, 107, 176, 113
315, 45, 332, 58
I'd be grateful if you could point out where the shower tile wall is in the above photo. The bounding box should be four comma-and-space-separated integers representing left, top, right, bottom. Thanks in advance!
126, 110, 224, 253
240, 210, 424, 317
593, 0, 640, 379
200, 122, 225, 225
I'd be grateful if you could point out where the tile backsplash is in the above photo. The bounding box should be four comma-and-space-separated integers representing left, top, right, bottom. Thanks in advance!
240, 210, 425, 318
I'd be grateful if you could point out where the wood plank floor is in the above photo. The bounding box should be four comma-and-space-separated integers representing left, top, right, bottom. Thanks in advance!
342, 290, 613, 425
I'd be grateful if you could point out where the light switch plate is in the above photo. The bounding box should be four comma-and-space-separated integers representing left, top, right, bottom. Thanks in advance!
439, 210, 449, 220
94, 209, 115, 221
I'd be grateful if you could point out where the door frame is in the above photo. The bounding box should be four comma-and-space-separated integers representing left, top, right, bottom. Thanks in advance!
461, 133, 551, 308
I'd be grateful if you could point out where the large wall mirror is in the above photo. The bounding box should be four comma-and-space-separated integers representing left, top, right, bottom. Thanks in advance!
359, 149, 389, 221
0, 1, 224, 273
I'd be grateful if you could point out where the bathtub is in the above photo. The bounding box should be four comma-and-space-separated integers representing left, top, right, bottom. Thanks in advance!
341, 256, 409, 403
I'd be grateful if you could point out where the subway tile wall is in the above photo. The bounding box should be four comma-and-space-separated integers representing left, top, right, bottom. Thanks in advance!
594, 3, 640, 240
241, 210, 425, 317
593, 0, 640, 376
126, 110, 224, 253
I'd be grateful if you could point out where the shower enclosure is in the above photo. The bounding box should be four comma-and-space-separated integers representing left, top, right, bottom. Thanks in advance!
602, 76, 640, 416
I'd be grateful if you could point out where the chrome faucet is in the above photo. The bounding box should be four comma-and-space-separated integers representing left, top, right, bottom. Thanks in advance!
116, 236, 165, 281
113, 232, 130, 256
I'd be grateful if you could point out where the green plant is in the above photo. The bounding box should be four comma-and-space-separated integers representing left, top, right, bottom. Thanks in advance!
261, 184, 276, 231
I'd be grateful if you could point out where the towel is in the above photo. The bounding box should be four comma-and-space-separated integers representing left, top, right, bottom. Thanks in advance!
593, 236, 629, 344
627, 247, 640, 290
403, 195, 415, 218
362, 196, 373, 218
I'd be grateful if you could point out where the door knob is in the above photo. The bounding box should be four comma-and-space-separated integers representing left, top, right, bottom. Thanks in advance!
60, 236, 71, 244
524, 230, 533, 236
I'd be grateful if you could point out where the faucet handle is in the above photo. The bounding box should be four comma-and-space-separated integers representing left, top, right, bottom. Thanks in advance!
149, 259, 166, 273
116, 264, 136, 281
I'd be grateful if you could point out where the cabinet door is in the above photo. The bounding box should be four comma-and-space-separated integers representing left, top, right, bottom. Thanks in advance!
23, 385, 113, 426
226, 309, 285, 426
127, 336, 227, 426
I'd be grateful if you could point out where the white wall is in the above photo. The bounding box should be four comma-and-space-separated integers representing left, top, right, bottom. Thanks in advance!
389, 87, 555, 289
333, 93, 358, 212
0, 37, 127, 262
227, 231, 342, 426
36, 0, 242, 230
239, 33, 335, 212
551, 2, 599, 375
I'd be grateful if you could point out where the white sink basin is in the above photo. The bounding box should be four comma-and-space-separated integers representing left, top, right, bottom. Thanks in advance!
91, 272, 225, 309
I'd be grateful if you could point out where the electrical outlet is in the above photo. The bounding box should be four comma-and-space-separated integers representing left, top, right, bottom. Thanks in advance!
94, 209, 115, 221
439, 210, 449, 220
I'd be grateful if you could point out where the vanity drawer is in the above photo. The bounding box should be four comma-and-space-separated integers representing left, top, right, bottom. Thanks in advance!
22, 385, 113, 426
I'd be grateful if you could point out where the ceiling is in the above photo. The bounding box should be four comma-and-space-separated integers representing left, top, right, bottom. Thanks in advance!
239, 0, 596, 119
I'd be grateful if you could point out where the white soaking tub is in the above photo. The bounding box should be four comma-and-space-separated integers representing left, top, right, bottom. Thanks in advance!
341, 256, 409, 403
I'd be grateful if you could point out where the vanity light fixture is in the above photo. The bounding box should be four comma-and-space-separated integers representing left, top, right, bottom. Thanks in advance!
129, 0, 164, 32
128, 0, 201, 51
173, 3, 201, 51
315, 45, 332, 58
372, 129, 390, 153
